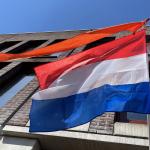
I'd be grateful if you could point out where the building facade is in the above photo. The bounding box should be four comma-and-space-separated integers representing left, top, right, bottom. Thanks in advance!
0, 27, 150, 150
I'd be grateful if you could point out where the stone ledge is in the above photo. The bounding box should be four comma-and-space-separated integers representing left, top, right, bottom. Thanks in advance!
0, 136, 40, 150
114, 122, 148, 138
2, 125, 149, 148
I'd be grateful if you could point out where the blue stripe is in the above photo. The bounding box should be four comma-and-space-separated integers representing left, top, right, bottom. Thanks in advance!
29, 82, 150, 132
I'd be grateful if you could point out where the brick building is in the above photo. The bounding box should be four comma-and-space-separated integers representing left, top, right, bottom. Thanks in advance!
0, 27, 150, 150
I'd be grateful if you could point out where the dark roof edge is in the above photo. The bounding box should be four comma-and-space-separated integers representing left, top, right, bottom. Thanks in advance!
0, 26, 150, 36
0, 29, 90, 36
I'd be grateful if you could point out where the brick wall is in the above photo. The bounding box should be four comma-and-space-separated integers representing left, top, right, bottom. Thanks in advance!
89, 113, 115, 134
0, 77, 38, 127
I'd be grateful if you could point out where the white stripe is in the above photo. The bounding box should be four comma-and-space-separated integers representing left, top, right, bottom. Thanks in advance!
33, 54, 149, 100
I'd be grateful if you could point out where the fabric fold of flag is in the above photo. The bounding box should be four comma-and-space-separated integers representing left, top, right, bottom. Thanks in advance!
0, 20, 147, 61
30, 30, 150, 132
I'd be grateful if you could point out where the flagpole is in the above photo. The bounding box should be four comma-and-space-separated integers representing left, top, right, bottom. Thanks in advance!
146, 53, 150, 150
147, 115, 150, 150
146, 54, 150, 149
144, 19, 150, 149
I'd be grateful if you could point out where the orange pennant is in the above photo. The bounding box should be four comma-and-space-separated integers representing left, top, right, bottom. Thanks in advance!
0, 20, 147, 61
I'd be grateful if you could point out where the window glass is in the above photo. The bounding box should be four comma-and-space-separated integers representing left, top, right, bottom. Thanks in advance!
49, 39, 66, 58
0, 41, 20, 51
127, 112, 147, 124
34, 39, 69, 58
0, 62, 10, 69
9, 40, 47, 54
0, 75, 34, 107
84, 37, 115, 51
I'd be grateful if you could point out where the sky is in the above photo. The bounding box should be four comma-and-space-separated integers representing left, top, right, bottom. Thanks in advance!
0, 0, 150, 34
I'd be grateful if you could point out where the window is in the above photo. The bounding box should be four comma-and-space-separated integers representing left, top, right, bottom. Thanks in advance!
0, 62, 37, 107
34, 39, 68, 58
84, 37, 115, 51
9, 40, 47, 54
0, 41, 21, 51
0, 74, 34, 107
0, 62, 10, 69
127, 112, 147, 124
48, 39, 66, 58
116, 112, 147, 124
47, 39, 65, 46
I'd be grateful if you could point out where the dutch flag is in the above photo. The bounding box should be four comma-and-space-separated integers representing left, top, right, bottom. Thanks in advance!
29, 30, 150, 132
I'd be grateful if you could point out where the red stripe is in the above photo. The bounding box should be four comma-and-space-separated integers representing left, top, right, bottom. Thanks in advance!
35, 30, 146, 89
